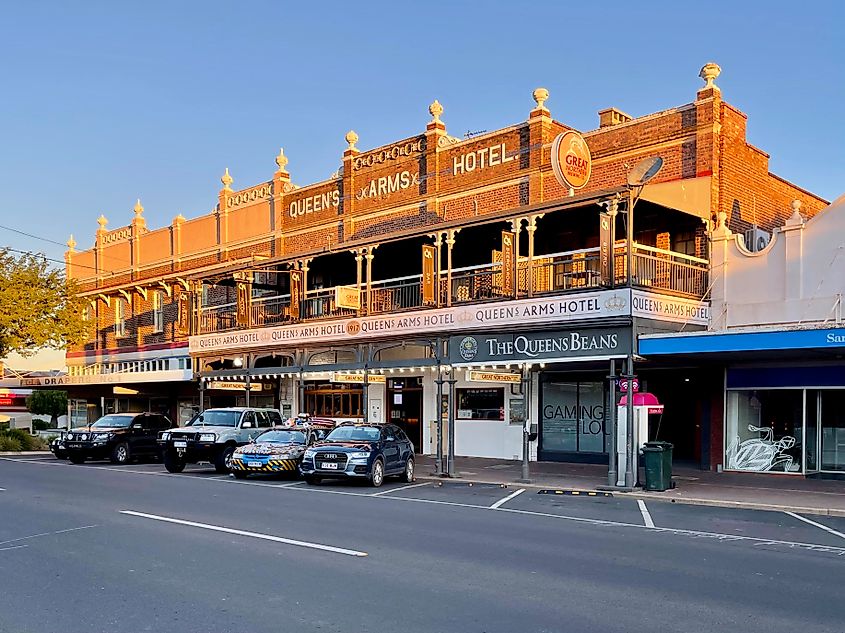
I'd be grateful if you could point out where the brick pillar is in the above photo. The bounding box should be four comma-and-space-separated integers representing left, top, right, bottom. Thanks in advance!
131, 199, 146, 281
695, 63, 723, 227
528, 88, 553, 204
341, 131, 360, 235
218, 168, 233, 260
272, 148, 291, 257
424, 100, 447, 218
95, 214, 108, 287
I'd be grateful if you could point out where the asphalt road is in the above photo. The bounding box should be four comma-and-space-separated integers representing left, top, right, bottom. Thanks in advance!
1, 455, 843, 633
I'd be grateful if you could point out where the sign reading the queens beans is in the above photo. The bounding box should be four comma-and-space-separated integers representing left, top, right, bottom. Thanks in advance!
449, 327, 630, 364
551, 131, 592, 190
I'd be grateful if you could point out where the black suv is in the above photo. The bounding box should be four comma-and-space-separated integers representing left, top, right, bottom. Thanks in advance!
300, 423, 414, 487
65, 412, 174, 464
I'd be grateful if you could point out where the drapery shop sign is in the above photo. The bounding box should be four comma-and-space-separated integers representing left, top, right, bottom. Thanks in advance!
188, 289, 709, 354
20, 369, 193, 387
450, 327, 630, 364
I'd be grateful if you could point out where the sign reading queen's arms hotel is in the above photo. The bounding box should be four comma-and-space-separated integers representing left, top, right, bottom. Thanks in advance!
189, 289, 709, 354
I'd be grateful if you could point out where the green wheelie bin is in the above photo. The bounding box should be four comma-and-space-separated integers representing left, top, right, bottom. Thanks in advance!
642, 441, 674, 491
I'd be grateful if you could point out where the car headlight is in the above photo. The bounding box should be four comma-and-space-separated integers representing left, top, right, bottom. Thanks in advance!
350, 451, 370, 459
199, 433, 216, 442
161, 432, 171, 441
303, 449, 315, 458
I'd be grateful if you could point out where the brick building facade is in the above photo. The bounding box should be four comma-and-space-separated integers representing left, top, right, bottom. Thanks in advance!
61, 64, 827, 472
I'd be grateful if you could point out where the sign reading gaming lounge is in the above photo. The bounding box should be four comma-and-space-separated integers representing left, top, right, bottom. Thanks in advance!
449, 327, 631, 364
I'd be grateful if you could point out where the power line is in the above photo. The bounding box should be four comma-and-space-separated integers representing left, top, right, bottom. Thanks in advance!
0, 246, 98, 273
0, 223, 131, 267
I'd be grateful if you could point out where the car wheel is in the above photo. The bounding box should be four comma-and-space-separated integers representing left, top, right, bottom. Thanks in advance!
69, 455, 85, 464
402, 456, 415, 483
164, 452, 186, 473
232, 471, 248, 479
214, 446, 235, 473
370, 458, 385, 487
110, 442, 130, 464
304, 476, 321, 485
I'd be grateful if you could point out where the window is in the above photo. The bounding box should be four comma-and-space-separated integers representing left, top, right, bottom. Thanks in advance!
153, 290, 164, 333
242, 411, 256, 428
673, 231, 698, 257
115, 298, 127, 337
455, 388, 505, 420
266, 410, 283, 426
255, 411, 272, 428
304, 384, 363, 417
725, 390, 803, 472
541, 380, 606, 454
82, 306, 90, 322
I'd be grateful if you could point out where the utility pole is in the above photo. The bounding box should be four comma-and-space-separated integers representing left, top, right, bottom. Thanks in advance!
446, 366, 456, 477
517, 363, 532, 483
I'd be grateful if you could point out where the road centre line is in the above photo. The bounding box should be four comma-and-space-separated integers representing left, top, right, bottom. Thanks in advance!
637, 500, 655, 528
119, 510, 368, 557
0, 525, 99, 547
6, 458, 845, 556
371, 482, 430, 496
490, 488, 526, 509
785, 511, 845, 541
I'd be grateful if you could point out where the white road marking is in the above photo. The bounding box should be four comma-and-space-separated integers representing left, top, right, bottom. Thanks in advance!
371, 482, 430, 497
6, 457, 845, 557
637, 499, 656, 528
0, 487, 5, 491
490, 488, 526, 509
785, 511, 845, 541
0, 545, 28, 552
0, 525, 98, 547
119, 510, 368, 557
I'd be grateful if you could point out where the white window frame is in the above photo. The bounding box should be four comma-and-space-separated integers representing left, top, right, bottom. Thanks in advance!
115, 299, 127, 337
153, 290, 164, 333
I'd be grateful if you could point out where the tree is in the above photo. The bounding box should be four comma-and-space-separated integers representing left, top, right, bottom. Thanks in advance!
0, 248, 88, 358
26, 390, 68, 427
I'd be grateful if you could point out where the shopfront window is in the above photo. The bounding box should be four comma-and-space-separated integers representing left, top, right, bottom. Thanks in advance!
820, 390, 845, 472
456, 388, 504, 420
725, 390, 803, 472
304, 384, 363, 418
540, 380, 606, 454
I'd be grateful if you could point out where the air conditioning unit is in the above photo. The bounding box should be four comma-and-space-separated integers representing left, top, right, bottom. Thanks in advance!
744, 227, 771, 252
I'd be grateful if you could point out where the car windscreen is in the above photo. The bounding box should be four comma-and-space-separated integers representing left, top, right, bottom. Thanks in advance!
326, 426, 380, 442
187, 411, 240, 427
92, 415, 134, 428
256, 431, 306, 444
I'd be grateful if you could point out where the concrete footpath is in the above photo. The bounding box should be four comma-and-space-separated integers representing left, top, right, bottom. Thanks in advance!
416, 455, 845, 517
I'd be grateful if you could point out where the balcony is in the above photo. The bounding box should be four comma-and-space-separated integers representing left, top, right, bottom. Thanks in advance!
198, 244, 708, 334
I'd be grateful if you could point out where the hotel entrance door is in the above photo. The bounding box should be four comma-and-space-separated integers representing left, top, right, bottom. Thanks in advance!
387, 378, 423, 452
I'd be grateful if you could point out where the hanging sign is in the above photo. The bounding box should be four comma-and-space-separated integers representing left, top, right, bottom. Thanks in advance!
177, 291, 191, 336
467, 371, 522, 384
207, 381, 268, 391
236, 280, 252, 327
289, 270, 303, 318
422, 244, 436, 304
599, 211, 612, 285
330, 372, 386, 384
551, 130, 592, 190
335, 286, 361, 310
501, 230, 516, 297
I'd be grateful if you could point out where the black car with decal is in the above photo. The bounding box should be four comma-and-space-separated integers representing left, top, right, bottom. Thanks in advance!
50, 433, 68, 459
230, 427, 317, 479
300, 423, 414, 487
64, 412, 174, 464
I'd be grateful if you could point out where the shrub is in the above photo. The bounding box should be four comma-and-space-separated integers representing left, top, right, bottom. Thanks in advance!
33, 419, 50, 431
2, 429, 38, 451
0, 436, 22, 452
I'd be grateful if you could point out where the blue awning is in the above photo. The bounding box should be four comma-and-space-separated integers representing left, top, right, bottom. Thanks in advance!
639, 327, 845, 356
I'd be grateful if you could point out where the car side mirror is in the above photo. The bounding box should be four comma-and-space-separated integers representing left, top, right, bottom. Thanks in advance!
386, 435, 395, 442
132, 423, 143, 429
242, 421, 253, 429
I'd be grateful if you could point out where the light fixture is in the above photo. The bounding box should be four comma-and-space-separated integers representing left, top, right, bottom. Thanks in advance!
232, 357, 243, 368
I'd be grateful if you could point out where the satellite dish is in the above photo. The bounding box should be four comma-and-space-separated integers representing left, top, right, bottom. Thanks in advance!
627, 156, 664, 187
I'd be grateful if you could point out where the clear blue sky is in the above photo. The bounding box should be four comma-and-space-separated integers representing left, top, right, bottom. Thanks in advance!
1, 0, 842, 266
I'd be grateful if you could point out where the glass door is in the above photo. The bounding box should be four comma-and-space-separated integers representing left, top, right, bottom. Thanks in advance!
805, 390, 819, 473
820, 390, 845, 472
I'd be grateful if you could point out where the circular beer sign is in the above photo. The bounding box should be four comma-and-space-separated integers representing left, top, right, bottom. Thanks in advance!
551, 131, 592, 190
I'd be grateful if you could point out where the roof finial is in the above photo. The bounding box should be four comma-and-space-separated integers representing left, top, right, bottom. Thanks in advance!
133, 198, 144, 216
221, 167, 233, 190
532, 87, 550, 110
97, 214, 108, 231
275, 148, 288, 171
429, 99, 444, 123
699, 62, 721, 90
66, 234, 77, 251
345, 130, 359, 151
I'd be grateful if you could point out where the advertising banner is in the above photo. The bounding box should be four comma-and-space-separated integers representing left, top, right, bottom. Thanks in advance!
501, 230, 516, 297
422, 244, 436, 304
289, 270, 303, 318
